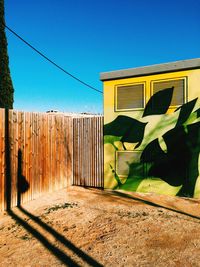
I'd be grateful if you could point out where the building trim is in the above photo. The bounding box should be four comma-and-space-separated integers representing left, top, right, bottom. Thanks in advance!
100, 58, 200, 81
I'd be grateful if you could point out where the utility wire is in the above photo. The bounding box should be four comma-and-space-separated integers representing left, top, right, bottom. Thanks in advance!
4, 24, 103, 94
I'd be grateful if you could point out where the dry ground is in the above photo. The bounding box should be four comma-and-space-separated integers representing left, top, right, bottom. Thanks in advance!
1, 186, 200, 267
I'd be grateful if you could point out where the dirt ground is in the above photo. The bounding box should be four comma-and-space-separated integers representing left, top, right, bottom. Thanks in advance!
1, 186, 200, 267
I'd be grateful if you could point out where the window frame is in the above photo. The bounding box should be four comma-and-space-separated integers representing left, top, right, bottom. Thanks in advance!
114, 82, 146, 112
150, 76, 188, 109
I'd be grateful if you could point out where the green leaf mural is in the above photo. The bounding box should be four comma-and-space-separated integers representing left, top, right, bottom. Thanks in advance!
175, 98, 197, 127
142, 87, 174, 117
104, 115, 147, 144
104, 87, 200, 198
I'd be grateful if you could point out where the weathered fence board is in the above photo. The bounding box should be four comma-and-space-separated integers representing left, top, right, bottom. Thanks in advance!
73, 116, 104, 188
0, 109, 73, 211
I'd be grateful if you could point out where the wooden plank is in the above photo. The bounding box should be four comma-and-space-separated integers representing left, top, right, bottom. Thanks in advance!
69, 117, 73, 186
32, 113, 36, 199
52, 115, 56, 190
0, 110, 2, 211
91, 117, 94, 187
9, 110, 15, 208
13, 110, 18, 206
2, 109, 5, 211
48, 114, 52, 190
0, 109, 4, 211
60, 116, 63, 186
19, 111, 25, 205
101, 116, 104, 188
75, 118, 78, 185
57, 116, 61, 189
40, 115, 45, 192
72, 118, 76, 185
76, 118, 79, 185
44, 114, 48, 192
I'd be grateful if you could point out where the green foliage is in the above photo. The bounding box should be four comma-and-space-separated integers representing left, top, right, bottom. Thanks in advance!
0, 0, 14, 109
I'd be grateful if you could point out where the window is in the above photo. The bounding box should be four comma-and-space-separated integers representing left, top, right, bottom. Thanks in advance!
116, 151, 144, 178
115, 83, 145, 111
151, 78, 187, 107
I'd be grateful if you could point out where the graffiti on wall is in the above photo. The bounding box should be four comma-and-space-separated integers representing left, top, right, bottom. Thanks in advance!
104, 87, 200, 197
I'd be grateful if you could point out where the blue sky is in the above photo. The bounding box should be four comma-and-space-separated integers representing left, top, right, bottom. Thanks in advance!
4, 0, 200, 113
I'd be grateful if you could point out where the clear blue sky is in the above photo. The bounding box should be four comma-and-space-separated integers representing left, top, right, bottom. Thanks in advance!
4, 0, 200, 113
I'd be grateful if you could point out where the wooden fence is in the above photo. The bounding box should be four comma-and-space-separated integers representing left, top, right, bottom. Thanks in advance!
0, 109, 73, 211
73, 116, 104, 188
0, 110, 104, 211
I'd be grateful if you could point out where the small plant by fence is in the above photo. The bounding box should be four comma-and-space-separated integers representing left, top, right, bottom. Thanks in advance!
0, 109, 103, 211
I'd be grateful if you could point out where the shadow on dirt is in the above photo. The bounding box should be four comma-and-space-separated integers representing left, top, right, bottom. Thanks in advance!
83, 187, 200, 221
110, 190, 200, 221
8, 207, 102, 266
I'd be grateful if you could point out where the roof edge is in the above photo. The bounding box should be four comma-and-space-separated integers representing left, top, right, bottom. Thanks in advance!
100, 58, 200, 81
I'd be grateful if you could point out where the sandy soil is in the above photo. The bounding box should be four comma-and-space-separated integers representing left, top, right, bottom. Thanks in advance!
1, 186, 200, 267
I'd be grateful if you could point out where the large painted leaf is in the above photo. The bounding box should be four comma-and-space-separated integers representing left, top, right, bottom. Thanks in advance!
140, 138, 167, 163
143, 87, 174, 117
120, 121, 147, 143
104, 135, 121, 145
104, 115, 147, 143
175, 98, 197, 127
148, 126, 188, 187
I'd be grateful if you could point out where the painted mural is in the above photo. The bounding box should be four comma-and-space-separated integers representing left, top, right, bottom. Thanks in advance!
104, 87, 200, 198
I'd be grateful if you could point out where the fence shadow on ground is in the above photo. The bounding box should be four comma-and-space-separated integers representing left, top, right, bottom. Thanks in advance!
82, 187, 200, 221
8, 207, 103, 266
23, 206, 103, 266
109, 190, 200, 221
7, 209, 81, 266
7, 189, 102, 266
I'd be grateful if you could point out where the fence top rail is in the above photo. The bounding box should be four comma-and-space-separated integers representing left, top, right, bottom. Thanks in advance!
0, 108, 103, 118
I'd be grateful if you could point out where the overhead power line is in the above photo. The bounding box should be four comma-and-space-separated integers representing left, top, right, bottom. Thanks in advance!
4, 24, 103, 94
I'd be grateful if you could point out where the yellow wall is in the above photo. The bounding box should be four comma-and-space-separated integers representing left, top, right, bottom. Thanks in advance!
104, 69, 200, 124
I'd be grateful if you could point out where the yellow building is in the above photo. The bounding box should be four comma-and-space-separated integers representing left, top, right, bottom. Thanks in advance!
101, 58, 200, 198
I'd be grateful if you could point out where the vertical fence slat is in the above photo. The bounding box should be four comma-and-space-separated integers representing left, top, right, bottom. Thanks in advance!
0, 109, 5, 211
